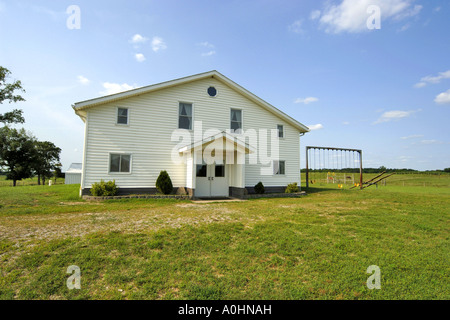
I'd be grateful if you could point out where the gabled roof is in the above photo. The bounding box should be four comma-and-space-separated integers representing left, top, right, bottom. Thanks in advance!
66, 163, 82, 173
178, 131, 255, 154
73, 70, 309, 133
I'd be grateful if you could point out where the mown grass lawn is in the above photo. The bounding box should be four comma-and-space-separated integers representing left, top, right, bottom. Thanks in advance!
0, 177, 448, 300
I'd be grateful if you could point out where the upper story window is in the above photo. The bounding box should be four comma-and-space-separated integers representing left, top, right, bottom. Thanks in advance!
117, 108, 128, 125
110, 154, 131, 173
230, 108, 242, 132
277, 125, 284, 138
179, 103, 192, 130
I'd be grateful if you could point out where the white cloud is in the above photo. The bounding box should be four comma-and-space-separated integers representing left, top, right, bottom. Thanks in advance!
130, 34, 148, 44
77, 75, 90, 85
151, 36, 167, 52
373, 109, 419, 124
308, 124, 324, 131
434, 7, 441, 12
415, 70, 450, 88
310, 10, 321, 20
434, 89, 450, 105
401, 134, 423, 140
100, 82, 136, 96
198, 41, 215, 48
317, 0, 421, 34
201, 51, 216, 57
288, 20, 304, 34
135, 53, 146, 62
342, 121, 350, 125
294, 97, 319, 104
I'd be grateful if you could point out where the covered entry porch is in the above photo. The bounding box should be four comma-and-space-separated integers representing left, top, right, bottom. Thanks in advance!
178, 132, 253, 199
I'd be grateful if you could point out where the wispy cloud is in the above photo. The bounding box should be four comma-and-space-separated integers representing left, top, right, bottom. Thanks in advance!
288, 20, 304, 34
434, 89, 450, 105
316, 0, 422, 34
100, 82, 136, 96
77, 75, 90, 85
135, 53, 146, 62
373, 109, 420, 124
308, 124, 324, 131
294, 97, 319, 104
198, 41, 216, 56
151, 37, 167, 52
310, 10, 321, 20
201, 51, 216, 57
415, 70, 450, 88
401, 134, 423, 140
130, 34, 148, 44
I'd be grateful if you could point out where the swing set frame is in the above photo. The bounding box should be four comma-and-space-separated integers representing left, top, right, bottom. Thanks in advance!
305, 146, 363, 190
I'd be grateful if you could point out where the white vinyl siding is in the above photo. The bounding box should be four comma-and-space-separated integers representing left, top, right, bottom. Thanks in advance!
82, 77, 301, 189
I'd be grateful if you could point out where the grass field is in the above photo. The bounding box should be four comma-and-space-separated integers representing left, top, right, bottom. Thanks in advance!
0, 174, 448, 300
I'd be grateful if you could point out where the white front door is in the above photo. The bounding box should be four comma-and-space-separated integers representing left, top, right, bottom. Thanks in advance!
195, 162, 228, 198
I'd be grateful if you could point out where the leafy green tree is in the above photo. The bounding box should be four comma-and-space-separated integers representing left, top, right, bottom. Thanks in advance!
0, 126, 36, 186
444, 168, 450, 173
32, 141, 61, 185
0, 66, 26, 124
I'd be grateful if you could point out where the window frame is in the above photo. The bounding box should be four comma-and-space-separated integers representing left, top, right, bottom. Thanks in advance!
273, 160, 286, 175
230, 108, 243, 133
108, 153, 132, 174
116, 107, 129, 126
277, 124, 284, 138
178, 102, 194, 130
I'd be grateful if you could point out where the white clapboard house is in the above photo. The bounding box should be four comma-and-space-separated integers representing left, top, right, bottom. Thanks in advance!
73, 71, 309, 198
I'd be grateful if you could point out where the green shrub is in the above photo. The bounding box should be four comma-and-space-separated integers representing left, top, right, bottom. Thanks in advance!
90, 180, 118, 196
254, 181, 265, 194
156, 170, 173, 195
285, 182, 299, 193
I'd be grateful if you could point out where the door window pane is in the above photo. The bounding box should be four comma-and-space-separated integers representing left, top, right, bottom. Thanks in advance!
215, 165, 225, 177
196, 164, 207, 177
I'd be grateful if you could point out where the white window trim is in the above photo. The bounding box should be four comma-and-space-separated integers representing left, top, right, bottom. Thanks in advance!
116, 107, 129, 126
108, 153, 132, 174
178, 101, 194, 131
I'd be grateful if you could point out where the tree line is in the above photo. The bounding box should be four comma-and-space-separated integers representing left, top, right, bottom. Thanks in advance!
0, 66, 62, 186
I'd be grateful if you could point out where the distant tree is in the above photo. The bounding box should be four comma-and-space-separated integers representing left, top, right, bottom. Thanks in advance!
378, 166, 387, 172
32, 141, 61, 185
0, 66, 26, 125
444, 168, 450, 173
0, 126, 36, 186
53, 163, 64, 183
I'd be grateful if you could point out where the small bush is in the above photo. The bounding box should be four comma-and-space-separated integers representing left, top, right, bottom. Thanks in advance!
285, 182, 299, 193
90, 180, 118, 196
156, 170, 173, 195
254, 181, 265, 194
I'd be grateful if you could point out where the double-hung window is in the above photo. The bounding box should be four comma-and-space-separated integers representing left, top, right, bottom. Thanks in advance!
117, 108, 128, 125
110, 154, 131, 173
277, 125, 284, 138
230, 109, 242, 132
179, 103, 193, 130
273, 160, 285, 175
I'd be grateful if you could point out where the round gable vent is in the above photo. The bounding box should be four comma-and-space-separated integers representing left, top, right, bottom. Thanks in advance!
207, 86, 217, 97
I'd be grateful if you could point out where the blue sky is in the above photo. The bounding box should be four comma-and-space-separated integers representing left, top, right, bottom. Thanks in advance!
1, 0, 449, 171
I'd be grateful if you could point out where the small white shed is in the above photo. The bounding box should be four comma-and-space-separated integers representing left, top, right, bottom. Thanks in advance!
65, 163, 82, 184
